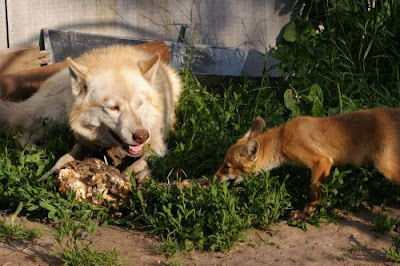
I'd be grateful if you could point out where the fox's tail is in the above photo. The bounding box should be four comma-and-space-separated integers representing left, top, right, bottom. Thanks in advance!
0, 100, 17, 126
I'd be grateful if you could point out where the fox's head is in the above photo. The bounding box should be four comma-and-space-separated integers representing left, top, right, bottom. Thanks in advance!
215, 116, 266, 182
66, 48, 163, 158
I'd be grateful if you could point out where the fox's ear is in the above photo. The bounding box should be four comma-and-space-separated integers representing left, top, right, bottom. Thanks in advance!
239, 138, 260, 160
139, 53, 161, 84
243, 116, 266, 139
66, 57, 89, 96
250, 116, 266, 137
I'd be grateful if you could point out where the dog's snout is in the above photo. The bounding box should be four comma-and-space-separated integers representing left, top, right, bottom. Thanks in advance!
134, 129, 149, 144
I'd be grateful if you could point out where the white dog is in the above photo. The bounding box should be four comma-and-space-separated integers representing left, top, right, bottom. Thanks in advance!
0, 45, 183, 181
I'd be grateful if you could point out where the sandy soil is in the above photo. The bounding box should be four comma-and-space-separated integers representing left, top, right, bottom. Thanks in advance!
1, 204, 399, 266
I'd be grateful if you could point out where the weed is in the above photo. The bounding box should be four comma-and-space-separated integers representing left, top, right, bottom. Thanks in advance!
274, 0, 400, 108
0, 202, 42, 242
370, 204, 397, 233
165, 258, 185, 266
383, 234, 400, 262
54, 198, 125, 265
125, 172, 291, 254
337, 254, 349, 262
0, 219, 42, 242
348, 243, 367, 253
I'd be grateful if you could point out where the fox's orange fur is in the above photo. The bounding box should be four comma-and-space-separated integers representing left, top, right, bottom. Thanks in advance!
215, 107, 400, 221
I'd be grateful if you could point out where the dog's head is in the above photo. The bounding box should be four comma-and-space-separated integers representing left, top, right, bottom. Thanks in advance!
215, 117, 266, 182
67, 52, 162, 158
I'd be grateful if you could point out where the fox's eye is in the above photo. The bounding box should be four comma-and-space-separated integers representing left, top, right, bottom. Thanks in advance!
108, 105, 119, 112
224, 164, 230, 170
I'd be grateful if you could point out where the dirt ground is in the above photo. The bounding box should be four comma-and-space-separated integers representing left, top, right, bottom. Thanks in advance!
1, 204, 399, 266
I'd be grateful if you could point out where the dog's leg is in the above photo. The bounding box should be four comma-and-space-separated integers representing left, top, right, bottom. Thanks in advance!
122, 153, 150, 183
15, 133, 37, 150
289, 155, 333, 222
149, 126, 167, 157
37, 142, 89, 182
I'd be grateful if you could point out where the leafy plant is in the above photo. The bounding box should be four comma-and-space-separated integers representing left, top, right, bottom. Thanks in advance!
370, 204, 397, 233
274, 0, 400, 109
126, 171, 291, 255
0, 219, 42, 242
54, 195, 124, 265
284, 83, 324, 117
383, 234, 400, 262
0, 202, 42, 242
348, 243, 367, 253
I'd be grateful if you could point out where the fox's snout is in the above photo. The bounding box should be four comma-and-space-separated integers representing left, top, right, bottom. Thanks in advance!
215, 165, 241, 183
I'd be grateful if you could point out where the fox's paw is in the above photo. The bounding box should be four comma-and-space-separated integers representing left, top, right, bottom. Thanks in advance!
288, 210, 308, 222
288, 204, 317, 222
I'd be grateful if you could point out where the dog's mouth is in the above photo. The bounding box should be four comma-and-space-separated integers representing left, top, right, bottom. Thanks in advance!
109, 130, 144, 157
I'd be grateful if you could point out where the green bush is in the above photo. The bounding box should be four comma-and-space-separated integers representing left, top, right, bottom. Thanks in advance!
274, 0, 400, 109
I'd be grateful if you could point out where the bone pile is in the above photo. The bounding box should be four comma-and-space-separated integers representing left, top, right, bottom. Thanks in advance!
58, 158, 210, 208
58, 158, 132, 208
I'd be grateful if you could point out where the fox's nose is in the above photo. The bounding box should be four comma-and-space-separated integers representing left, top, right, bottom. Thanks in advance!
133, 129, 149, 144
214, 170, 223, 182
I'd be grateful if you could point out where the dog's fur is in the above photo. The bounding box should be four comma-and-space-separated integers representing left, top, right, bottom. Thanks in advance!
215, 108, 400, 221
0, 45, 182, 181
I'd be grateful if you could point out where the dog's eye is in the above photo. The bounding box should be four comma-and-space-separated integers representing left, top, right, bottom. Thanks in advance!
224, 164, 230, 170
108, 105, 119, 112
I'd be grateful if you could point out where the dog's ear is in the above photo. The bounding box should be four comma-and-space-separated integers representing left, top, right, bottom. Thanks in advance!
66, 57, 89, 96
239, 138, 260, 160
138, 53, 161, 84
243, 116, 266, 139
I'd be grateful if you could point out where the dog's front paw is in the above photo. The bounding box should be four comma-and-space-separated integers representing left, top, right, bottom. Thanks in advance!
37, 169, 57, 182
135, 169, 151, 183
122, 159, 151, 183
121, 168, 150, 183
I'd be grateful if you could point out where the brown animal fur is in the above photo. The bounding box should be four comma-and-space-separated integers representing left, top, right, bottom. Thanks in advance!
215, 107, 400, 221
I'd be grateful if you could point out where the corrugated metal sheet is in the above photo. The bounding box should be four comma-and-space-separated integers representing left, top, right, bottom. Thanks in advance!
0, 0, 6, 49
41, 29, 280, 78
3, 0, 293, 52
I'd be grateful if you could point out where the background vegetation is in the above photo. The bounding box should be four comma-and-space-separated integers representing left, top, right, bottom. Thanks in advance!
1, 0, 400, 262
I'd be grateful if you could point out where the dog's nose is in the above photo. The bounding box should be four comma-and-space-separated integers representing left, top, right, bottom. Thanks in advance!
134, 129, 149, 144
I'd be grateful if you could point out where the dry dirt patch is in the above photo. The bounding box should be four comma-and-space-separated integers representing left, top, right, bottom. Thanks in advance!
0, 205, 399, 265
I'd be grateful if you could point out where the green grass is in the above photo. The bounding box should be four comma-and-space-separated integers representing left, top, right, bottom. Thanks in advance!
60, 245, 122, 266
0, 219, 42, 242
1, 0, 400, 258
370, 204, 397, 233
383, 234, 400, 263
54, 199, 125, 265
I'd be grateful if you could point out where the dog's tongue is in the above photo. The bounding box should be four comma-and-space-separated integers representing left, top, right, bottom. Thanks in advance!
128, 144, 143, 155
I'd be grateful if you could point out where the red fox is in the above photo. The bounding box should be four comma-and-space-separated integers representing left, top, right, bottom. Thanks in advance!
215, 107, 400, 221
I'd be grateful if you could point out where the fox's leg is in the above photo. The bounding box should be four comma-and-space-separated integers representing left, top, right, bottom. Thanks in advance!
289, 155, 333, 222
372, 151, 400, 232
37, 142, 89, 182
372, 151, 400, 185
